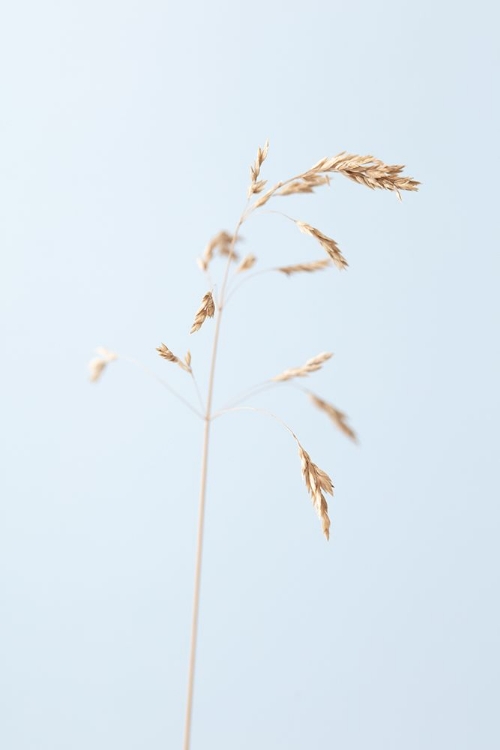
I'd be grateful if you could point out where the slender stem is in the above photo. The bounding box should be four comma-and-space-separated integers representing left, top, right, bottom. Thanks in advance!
182, 209, 247, 750
190, 372, 206, 414
120, 355, 203, 419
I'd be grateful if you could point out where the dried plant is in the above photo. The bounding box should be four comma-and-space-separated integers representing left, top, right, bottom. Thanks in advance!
272, 352, 333, 382
278, 258, 331, 275
190, 291, 215, 334
156, 343, 192, 373
88, 141, 418, 750
88, 347, 117, 382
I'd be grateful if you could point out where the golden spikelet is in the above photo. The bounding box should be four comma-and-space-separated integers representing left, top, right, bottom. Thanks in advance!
88, 347, 117, 382
277, 174, 330, 196
248, 139, 269, 197
237, 254, 257, 273
296, 222, 348, 270
307, 152, 420, 198
277, 258, 331, 276
252, 184, 279, 209
190, 291, 215, 334
309, 393, 358, 443
198, 231, 240, 271
298, 443, 333, 540
273, 352, 333, 382
156, 343, 191, 373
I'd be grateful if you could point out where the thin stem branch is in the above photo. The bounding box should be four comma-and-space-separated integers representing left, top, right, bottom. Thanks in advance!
120, 355, 203, 419
190, 372, 206, 414
213, 404, 299, 445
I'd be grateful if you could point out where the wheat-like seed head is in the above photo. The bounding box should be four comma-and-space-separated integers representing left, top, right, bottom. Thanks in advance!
277, 174, 331, 196
309, 393, 358, 443
190, 291, 215, 334
296, 222, 348, 270
237, 254, 257, 273
88, 347, 117, 382
156, 343, 192, 373
273, 352, 333, 382
306, 152, 420, 198
277, 258, 331, 276
248, 139, 270, 197
198, 231, 241, 271
298, 443, 333, 540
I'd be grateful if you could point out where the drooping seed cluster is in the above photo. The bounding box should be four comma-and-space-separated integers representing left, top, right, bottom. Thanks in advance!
295, 222, 348, 270
198, 231, 240, 272
237, 254, 257, 273
308, 393, 358, 443
248, 139, 269, 197
156, 343, 192, 373
298, 444, 333, 540
273, 352, 333, 382
308, 152, 420, 197
277, 259, 331, 276
190, 292, 215, 334
88, 347, 117, 382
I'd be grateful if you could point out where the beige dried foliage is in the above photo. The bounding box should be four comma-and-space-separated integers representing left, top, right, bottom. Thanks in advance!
306, 152, 419, 198
185, 350, 192, 368
88, 347, 117, 382
252, 184, 280, 209
277, 174, 330, 196
273, 352, 333, 382
298, 443, 333, 540
278, 258, 331, 276
309, 393, 358, 443
296, 221, 348, 270
156, 343, 192, 373
190, 291, 215, 334
248, 139, 270, 197
237, 254, 257, 273
198, 231, 240, 271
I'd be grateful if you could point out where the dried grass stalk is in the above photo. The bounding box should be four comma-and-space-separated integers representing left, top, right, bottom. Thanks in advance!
273, 352, 333, 382
252, 184, 280, 210
198, 231, 241, 271
298, 443, 333, 540
309, 393, 358, 443
277, 174, 330, 196
237, 254, 257, 273
248, 140, 269, 197
190, 291, 215, 334
88, 347, 117, 382
306, 152, 419, 198
156, 343, 192, 373
296, 222, 348, 270
185, 351, 192, 368
278, 258, 331, 276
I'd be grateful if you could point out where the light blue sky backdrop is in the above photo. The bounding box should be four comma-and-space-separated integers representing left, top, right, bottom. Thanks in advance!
1, 1, 499, 749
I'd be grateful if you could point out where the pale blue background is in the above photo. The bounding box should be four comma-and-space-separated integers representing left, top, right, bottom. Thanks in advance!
1, 1, 499, 749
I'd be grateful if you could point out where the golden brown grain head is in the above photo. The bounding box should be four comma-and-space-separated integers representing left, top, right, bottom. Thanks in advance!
298, 443, 333, 540
277, 174, 331, 196
156, 343, 191, 373
277, 258, 332, 276
190, 291, 215, 334
198, 231, 241, 271
185, 350, 192, 368
296, 221, 348, 270
88, 347, 117, 382
237, 254, 257, 273
248, 139, 270, 195
309, 393, 358, 443
307, 152, 420, 198
252, 183, 281, 210
272, 352, 333, 382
